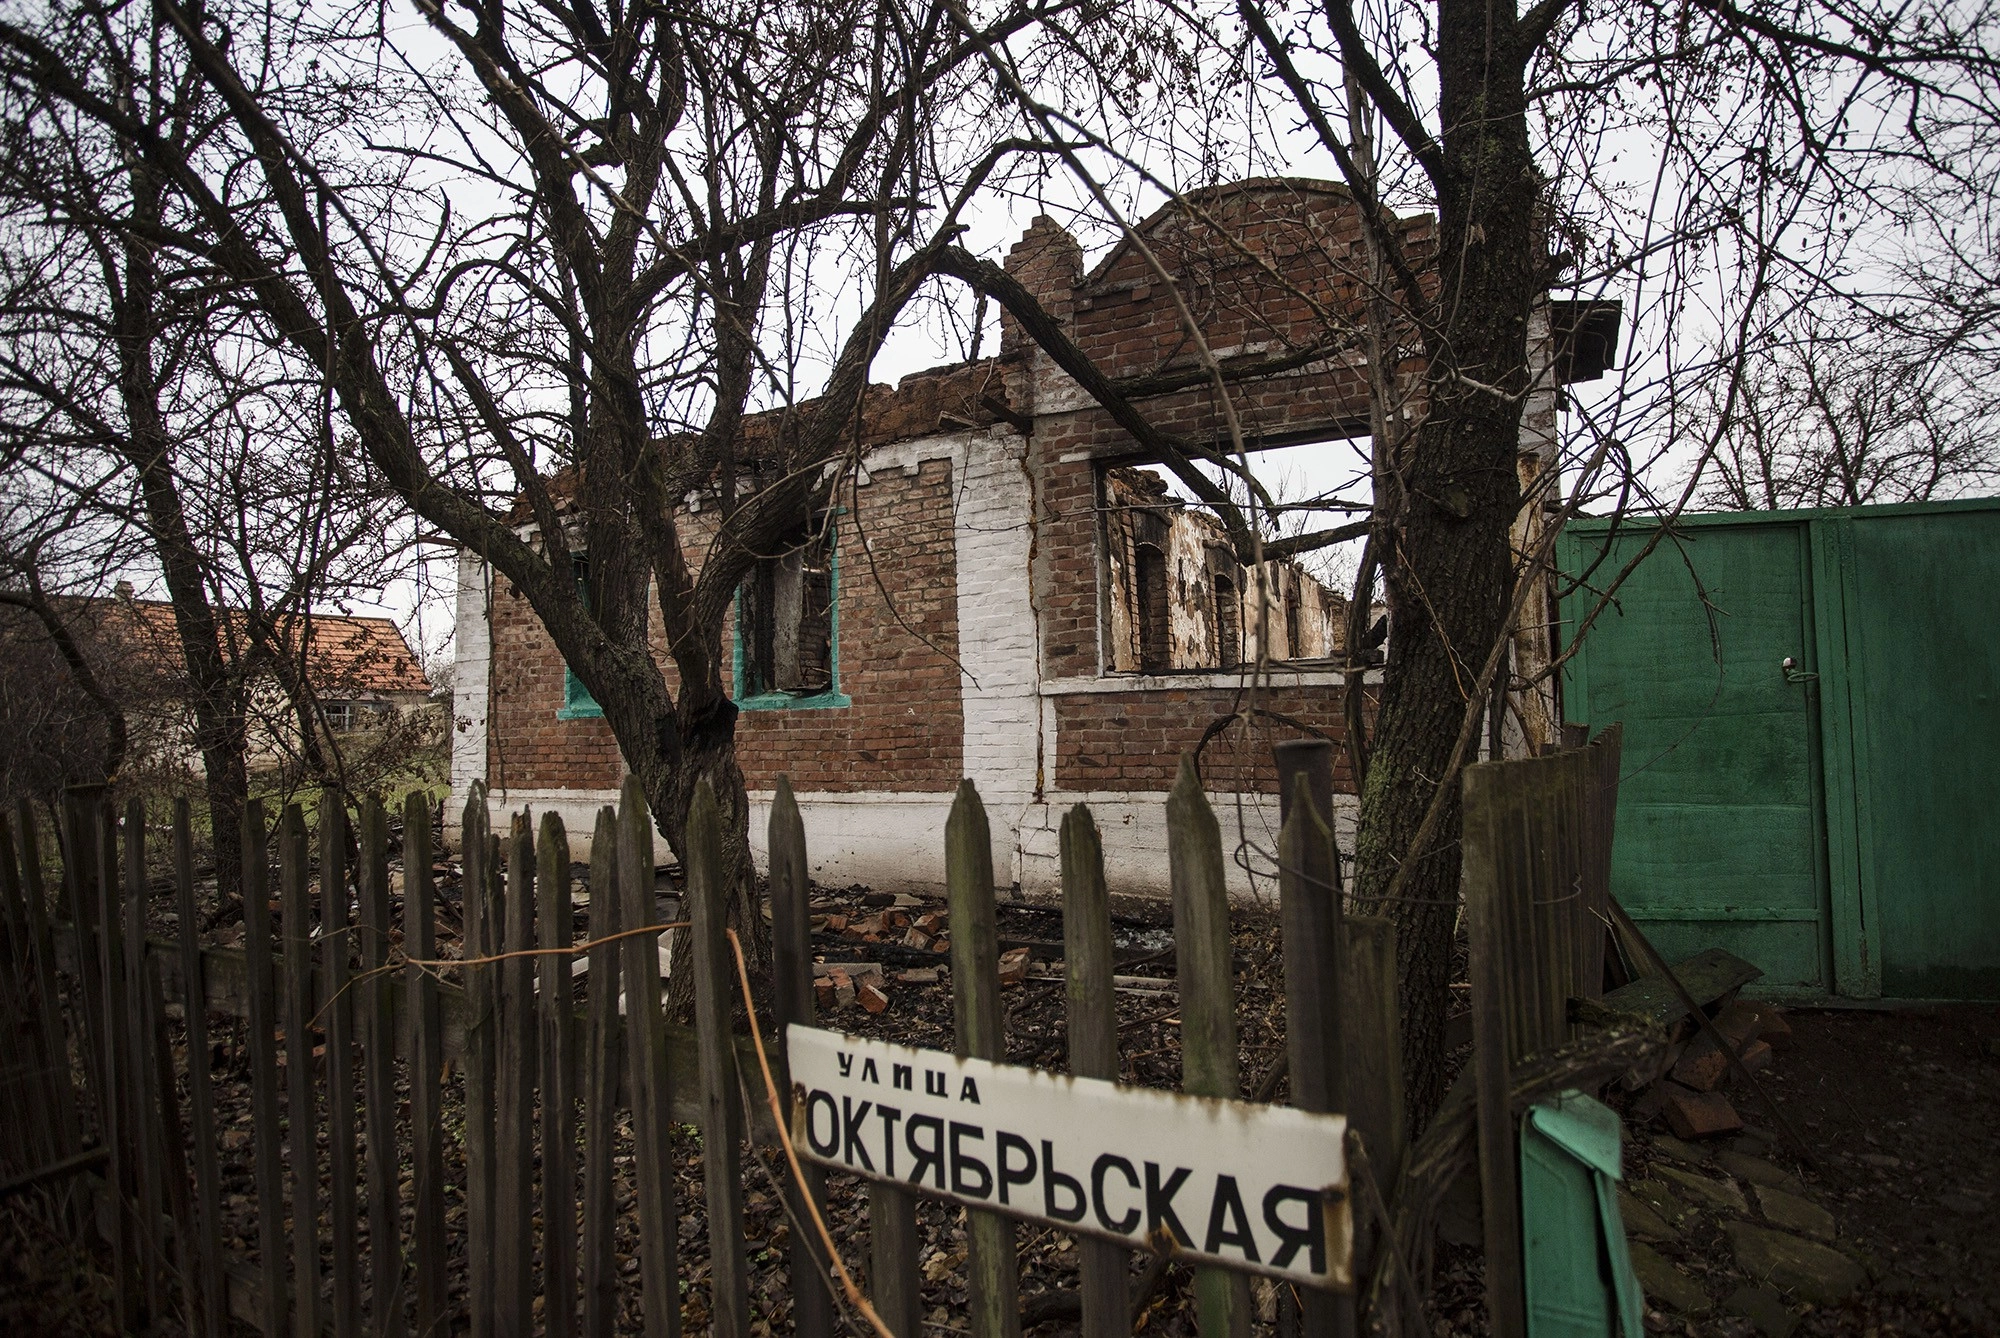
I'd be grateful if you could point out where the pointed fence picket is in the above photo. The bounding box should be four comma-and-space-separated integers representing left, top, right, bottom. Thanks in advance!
0, 729, 1626, 1338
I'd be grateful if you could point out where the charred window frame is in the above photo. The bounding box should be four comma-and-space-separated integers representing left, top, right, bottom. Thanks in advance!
1101, 465, 1175, 672
1209, 560, 1241, 666
733, 513, 849, 711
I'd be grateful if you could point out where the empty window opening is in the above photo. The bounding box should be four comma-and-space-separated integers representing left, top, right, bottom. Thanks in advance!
1211, 567, 1241, 667
738, 520, 841, 705
1135, 543, 1171, 673
1100, 443, 1371, 674
560, 552, 606, 719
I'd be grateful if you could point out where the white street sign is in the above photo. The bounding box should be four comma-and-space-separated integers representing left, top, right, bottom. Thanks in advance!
786, 1025, 1352, 1289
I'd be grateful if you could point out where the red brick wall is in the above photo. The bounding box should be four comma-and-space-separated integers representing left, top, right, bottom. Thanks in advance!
1034, 183, 1409, 794
732, 459, 962, 792
485, 458, 963, 794
486, 579, 626, 793
1033, 186, 1424, 682
484, 181, 1422, 804
1053, 683, 1374, 794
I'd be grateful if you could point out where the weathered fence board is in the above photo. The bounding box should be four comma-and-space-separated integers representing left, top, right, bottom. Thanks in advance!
497, 816, 538, 1337
581, 803, 623, 1338
357, 796, 402, 1337
320, 792, 361, 1338
146, 939, 201, 1331
462, 791, 498, 1338
0, 815, 34, 1174
1060, 803, 1128, 1338
1168, 758, 1253, 1338
536, 810, 578, 1338
279, 804, 323, 1338
617, 776, 680, 1338
173, 798, 225, 1338
1278, 763, 1353, 1338
241, 801, 290, 1338
404, 794, 448, 1338
1342, 914, 1404, 1303
947, 779, 1022, 1338
688, 781, 750, 1338
125, 798, 167, 1324
96, 797, 139, 1331
21, 800, 80, 1171
769, 777, 835, 1338
1462, 727, 1628, 1338
62, 791, 110, 1139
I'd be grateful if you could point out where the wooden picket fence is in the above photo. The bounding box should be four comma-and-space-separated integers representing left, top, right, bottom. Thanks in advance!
0, 729, 1631, 1338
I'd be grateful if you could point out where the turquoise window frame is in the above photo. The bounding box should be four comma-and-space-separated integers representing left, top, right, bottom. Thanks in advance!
558, 554, 605, 720
558, 664, 603, 720
733, 512, 851, 712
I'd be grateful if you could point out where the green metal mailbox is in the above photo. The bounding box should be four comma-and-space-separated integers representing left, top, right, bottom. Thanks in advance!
1520, 1091, 1643, 1338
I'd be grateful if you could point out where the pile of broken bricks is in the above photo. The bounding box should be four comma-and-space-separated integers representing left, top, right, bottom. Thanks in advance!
813, 962, 891, 1014
1627, 996, 1793, 1140
810, 892, 1035, 1016
814, 899, 950, 954
1608, 992, 1880, 1333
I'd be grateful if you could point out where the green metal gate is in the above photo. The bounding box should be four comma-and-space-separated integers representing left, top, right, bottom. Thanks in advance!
1558, 498, 2000, 1001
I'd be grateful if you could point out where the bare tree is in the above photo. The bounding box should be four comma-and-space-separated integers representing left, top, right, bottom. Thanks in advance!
0, 512, 131, 803
0, 40, 416, 902
0, 0, 1144, 980
1701, 317, 2000, 509
927, 0, 2000, 1138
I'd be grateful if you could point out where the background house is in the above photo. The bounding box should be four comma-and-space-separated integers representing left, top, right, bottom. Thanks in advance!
20, 586, 436, 775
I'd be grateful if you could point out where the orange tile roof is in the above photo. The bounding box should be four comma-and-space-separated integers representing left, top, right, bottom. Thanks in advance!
292, 614, 432, 694
64, 596, 431, 696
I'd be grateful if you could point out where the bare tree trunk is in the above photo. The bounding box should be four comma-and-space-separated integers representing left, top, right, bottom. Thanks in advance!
114, 154, 251, 914
1349, 12, 1538, 1129
646, 700, 771, 1021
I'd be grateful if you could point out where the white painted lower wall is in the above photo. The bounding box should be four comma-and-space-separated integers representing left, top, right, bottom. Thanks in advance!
451, 782, 1359, 905
450, 552, 492, 801
1012, 789, 1360, 905
454, 788, 625, 854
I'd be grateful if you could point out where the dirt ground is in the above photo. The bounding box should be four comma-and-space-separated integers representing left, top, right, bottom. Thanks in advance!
1757, 1004, 2000, 1334
1423, 1003, 2000, 1338
732, 890, 2000, 1337
0, 1190, 118, 1337
6, 874, 2000, 1336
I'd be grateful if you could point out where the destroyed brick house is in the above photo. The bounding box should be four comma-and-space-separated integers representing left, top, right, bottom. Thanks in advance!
451, 178, 1616, 896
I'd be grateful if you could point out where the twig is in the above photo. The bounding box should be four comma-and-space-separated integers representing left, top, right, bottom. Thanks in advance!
1118, 1005, 1181, 1032
1345, 1128, 1424, 1333
1127, 1227, 1179, 1315
308, 919, 691, 1029
1252, 1051, 1288, 1104
0, 1147, 107, 1200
